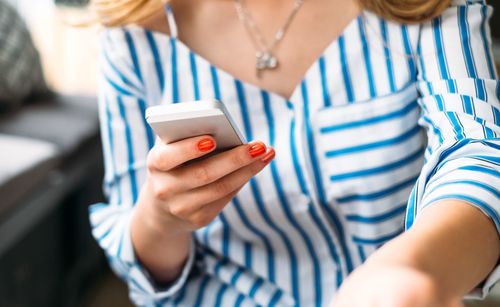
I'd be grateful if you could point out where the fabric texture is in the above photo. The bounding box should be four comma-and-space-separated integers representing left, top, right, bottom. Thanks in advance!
0, 0, 48, 110
0, 95, 99, 155
90, 0, 500, 305
0, 134, 58, 221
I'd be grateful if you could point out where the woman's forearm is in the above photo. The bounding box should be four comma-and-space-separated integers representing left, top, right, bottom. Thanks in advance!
367, 199, 499, 297
128, 138, 273, 286
131, 182, 192, 284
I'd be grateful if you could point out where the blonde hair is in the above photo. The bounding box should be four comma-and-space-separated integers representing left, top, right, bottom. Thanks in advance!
357, 0, 452, 24
91, 0, 452, 27
90, 0, 166, 27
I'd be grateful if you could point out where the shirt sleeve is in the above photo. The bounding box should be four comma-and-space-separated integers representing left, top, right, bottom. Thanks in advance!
88, 28, 197, 305
405, 0, 500, 299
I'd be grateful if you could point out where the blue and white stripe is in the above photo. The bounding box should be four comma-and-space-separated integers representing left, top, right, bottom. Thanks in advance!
90, 0, 500, 305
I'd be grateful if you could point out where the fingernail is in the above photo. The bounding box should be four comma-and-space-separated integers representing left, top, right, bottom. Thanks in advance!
261, 148, 275, 163
249, 142, 266, 157
198, 138, 215, 152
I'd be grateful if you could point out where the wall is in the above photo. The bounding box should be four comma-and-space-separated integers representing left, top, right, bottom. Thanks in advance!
13, 0, 98, 95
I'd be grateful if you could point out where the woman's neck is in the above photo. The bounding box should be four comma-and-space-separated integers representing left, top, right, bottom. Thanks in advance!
139, 0, 360, 99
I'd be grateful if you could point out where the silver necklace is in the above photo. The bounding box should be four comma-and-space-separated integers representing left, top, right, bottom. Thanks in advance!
235, 0, 304, 77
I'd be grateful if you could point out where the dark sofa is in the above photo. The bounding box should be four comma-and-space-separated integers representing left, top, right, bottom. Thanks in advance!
0, 92, 106, 307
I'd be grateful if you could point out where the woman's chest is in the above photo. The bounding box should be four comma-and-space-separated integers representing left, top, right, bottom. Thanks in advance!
167, 0, 361, 99
128, 19, 427, 248
135, 8, 425, 201
153, 34, 425, 202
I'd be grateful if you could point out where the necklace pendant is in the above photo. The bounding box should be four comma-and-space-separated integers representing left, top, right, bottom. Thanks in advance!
256, 51, 278, 77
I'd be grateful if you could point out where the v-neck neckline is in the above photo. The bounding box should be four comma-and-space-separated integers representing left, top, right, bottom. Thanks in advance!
127, 11, 364, 102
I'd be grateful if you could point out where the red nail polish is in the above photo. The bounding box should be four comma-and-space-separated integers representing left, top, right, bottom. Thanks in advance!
261, 149, 275, 163
198, 139, 215, 152
249, 143, 266, 157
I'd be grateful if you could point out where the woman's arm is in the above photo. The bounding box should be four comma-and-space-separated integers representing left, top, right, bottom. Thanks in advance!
378, 199, 499, 298
332, 199, 499, 306
90, 27, 275, 303
380, 199, 499, 297
131, 137, 274, 284
333, 0, 499, 305
131, 183, 192, 284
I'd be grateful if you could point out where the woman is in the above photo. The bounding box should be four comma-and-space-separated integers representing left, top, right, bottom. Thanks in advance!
89, 0, 500, 306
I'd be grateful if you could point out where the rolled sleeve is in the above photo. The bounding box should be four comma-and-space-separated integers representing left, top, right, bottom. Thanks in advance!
405, 0, 500, 299
90, 204, 197, 305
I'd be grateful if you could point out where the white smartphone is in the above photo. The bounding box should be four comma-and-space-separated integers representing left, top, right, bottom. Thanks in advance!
145, 100, 246, 152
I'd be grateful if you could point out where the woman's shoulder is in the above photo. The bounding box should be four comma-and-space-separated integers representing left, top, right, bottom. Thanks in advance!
97, 9, 175, 100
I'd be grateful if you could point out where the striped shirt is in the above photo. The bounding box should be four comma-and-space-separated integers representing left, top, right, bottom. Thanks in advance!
89, 0, 500, 306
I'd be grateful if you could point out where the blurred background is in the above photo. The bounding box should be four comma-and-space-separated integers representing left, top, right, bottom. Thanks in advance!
0, 0, 498, 306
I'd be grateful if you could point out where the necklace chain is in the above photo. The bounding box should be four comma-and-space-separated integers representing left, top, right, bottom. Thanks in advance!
234, 0, 304, 77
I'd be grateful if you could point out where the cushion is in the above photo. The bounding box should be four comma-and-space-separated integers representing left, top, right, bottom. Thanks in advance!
0, 0, 48, 110
0, 134, 59, 222
0, 95, 99, 156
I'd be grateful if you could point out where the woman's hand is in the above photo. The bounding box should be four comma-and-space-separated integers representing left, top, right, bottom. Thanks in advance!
131, 135, 274, 283
331, 262, 463, 307
141, 135, 274, 231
